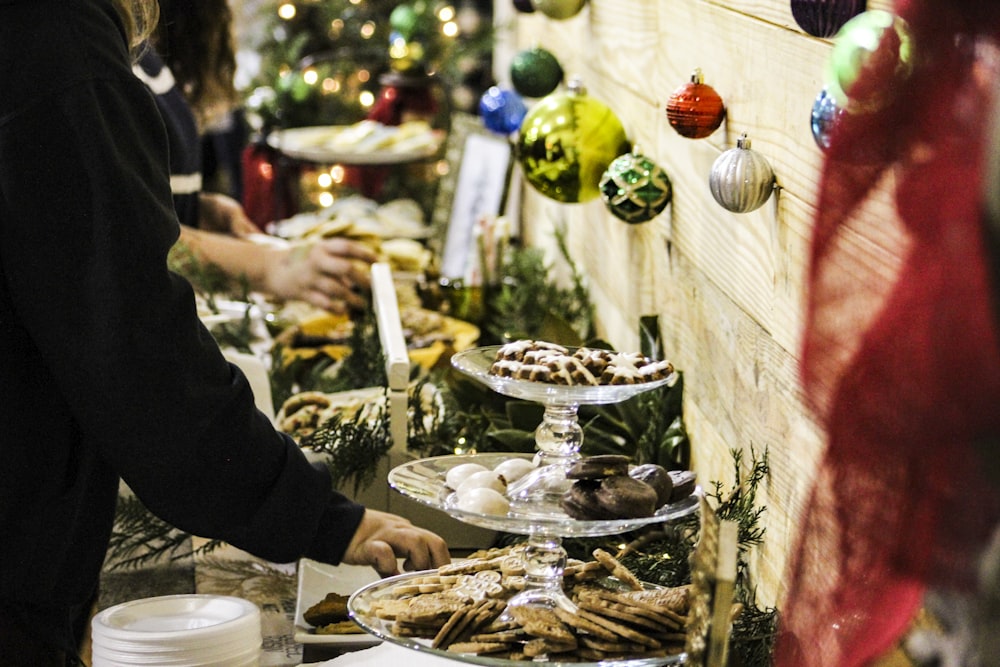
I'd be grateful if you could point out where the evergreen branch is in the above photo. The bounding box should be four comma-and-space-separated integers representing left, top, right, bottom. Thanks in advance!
484, 241, 593, 345
706, 446, 770, 556
300, 401, 394, 495
552, 223, 596, 341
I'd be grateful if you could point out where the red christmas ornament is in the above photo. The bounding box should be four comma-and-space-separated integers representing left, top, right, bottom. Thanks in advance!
665, 69, 726, 139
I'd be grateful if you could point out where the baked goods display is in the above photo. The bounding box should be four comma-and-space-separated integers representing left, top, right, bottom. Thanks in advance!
349, 543, 690, 662
355, 348, 700, 664
489, 340, 675, 386
276, 383, 442, 441
267, 120, 443, 164
275, 304, 480, 378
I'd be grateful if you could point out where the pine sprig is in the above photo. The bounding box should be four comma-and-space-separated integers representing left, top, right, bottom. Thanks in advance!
300, 401, 394, 495
484, 231, 594, 345
552, 223, 596, 341
330, 306, 388, 392
704, 446, 770, 559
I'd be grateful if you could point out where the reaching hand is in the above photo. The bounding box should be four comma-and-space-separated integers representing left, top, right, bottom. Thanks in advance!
341, 509, 450, 577
263, 238, 377, 312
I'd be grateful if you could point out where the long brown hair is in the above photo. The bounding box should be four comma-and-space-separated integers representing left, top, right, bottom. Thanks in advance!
153, 0, 239, 129
112, 0, 160, 51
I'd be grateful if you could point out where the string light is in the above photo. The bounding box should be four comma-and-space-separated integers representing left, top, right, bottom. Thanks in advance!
277, 2, 296, 20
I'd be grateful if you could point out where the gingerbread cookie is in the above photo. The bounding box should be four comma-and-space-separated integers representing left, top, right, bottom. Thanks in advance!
488, 340, 675, 388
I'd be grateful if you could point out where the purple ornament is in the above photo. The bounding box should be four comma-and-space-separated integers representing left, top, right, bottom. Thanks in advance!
791, 0, 866, 38
810, 87, 843, 151
513, 0, 535, 12
479, 87, 528, 135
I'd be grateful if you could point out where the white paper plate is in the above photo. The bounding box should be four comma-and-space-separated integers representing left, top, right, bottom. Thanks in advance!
294, 558, 386, 647
92, 594, 260, 645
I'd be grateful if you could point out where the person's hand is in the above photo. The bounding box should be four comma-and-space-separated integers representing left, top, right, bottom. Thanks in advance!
262, 238, 377, 312
341, 509, 450, 577
198, 192, 260, 236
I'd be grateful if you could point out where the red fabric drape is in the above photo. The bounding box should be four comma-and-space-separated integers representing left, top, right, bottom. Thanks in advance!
776, 3, 1000, 665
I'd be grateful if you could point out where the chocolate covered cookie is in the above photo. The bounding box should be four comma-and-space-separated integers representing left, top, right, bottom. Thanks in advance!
561, 475, 658, 520
561, 480, 618, 520
667, 470, 696, 502
566, 454, 630, 480
593, 476, 658, 518
629, 464, 673, 507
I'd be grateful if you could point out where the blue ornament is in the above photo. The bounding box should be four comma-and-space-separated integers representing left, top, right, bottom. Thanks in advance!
810, 87, 843, 151
479, 87, 528, 135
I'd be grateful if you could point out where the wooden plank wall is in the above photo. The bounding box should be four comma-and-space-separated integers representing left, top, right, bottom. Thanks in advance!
493, 0, 896, 609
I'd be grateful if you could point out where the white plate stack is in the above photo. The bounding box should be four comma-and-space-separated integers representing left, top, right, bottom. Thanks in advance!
91, 594, 261, 666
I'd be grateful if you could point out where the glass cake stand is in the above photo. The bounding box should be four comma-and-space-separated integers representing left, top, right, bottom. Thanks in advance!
382, 346, 698, 616
451, 345, 678, 518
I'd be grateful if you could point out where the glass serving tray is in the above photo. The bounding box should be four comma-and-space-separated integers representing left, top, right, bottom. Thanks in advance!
347, 570, 687, 667
451, 346, 677, 406
388, 453, 700, 536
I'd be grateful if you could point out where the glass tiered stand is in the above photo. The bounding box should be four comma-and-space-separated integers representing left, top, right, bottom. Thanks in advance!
348, 346, 699, 666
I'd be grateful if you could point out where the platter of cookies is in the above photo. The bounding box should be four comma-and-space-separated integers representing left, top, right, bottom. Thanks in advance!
387, 453, 699, 535
452, 343, 678, 406
347, 544, 688, 666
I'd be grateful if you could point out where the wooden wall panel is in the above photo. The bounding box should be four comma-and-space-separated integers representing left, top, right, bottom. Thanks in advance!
501, 0, 906, 612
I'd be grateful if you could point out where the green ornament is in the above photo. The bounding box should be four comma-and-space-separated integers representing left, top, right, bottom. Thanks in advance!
517, 78, 630, 203
389, 1, 435, 40
510, 47, 564, 99
826, 10, 913, 113
534, 0, 587, 20
599, 151, 672, 224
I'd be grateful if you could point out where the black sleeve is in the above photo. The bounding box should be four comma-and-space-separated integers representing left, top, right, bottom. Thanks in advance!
0, 22, 364, 564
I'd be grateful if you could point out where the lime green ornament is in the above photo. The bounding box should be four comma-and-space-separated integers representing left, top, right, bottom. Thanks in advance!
826, 10, 913, 113
533, 0, 587, 20
518, 78, 630, 203
599, 150, 672, 224
510, 47, 564, 99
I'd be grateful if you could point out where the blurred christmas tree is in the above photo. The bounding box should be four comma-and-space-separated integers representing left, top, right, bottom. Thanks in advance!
239, 0, 495, 130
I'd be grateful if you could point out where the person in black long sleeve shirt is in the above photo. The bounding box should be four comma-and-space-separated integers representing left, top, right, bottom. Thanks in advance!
0, 1, 449, 663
